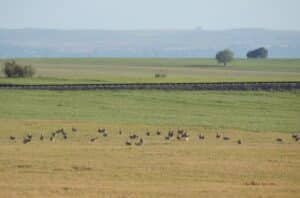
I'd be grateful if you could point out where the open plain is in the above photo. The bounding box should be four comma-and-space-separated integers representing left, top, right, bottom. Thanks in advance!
0, 58, 299, 197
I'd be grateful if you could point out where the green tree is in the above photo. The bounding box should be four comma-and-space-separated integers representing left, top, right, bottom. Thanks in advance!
216, 49, 234, 66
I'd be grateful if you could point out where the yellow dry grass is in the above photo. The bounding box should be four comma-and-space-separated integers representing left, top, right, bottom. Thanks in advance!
0, 119, 299, 197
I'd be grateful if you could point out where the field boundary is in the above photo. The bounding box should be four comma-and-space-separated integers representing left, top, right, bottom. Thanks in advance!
0, 82, 299, 91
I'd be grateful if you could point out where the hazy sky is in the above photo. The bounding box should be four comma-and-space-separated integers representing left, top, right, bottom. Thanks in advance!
1, 0, 300, 30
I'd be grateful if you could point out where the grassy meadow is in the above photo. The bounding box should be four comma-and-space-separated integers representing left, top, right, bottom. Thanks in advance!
0, 58, 299, 197
0, 90, 299, 133
0, 58, 300, 84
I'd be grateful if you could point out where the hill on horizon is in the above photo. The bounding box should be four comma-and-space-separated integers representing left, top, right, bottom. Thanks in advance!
0, 28, 300, 58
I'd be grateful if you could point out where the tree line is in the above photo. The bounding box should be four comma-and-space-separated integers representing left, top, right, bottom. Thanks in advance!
1, 47, 268, 78
216, 47, 268, 66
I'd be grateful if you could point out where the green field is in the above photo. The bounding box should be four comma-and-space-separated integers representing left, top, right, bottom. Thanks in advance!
0, 58, 300, 84
0, 90, 299, 133
0, 58, 299, 197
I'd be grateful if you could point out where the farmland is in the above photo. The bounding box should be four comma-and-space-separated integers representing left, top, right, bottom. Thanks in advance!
0, 58, 299, 198
0, 58, 300, 84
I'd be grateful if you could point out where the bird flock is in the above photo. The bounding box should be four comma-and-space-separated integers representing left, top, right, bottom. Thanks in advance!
7, 128, 300, 145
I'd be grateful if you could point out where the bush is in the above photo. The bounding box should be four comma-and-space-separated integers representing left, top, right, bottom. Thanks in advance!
2, 60, 35, 78
247, 47, 268, 59
154, 73, 167, 78
23, 65, 36, 77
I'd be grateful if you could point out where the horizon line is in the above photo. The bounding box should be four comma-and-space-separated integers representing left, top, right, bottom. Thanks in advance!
0, 27, 300, 32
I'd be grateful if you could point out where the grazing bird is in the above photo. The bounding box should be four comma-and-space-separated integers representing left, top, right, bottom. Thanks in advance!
27, 133, 32, 140
237, 139, 242, 144
125, 141, 132, 146
223, 136, 230, 141
72, 127, 77, 132
50, 136, 55, 142
9, 136, 16, 141
129, 134, 138, 139
146, 131, 151, 136
135, 138, 144, 146
103, 133, 108, 137
216, 133, 221, 139
63, 134, 68, 140
90, 137, 98, 143
23, 137, 31, 144
182, 132, 189, 138
40, 134, 44, 141
177, 129, 184, 135
176, 131, 189, 141
56, 128, 64, 134
165, 136, 171, 140
119, 129, 122, 135
168, 130, 174, 138
156, 130, 161, 136
292, 134, 299, 141
198, 134, 205, 140
276, 138, 283, 143
98, 128, 106, 133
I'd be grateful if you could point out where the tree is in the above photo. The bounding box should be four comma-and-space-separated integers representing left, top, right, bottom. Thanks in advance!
247, 47, 268, 59
216, 49, 234, 66
2, 60, 35, 78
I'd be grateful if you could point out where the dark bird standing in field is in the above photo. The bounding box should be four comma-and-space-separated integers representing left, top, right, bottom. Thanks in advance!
292, 134, 300, 141
177, 129, 184, 135
9, 136, 16, 141
223, 136, 230, 141
50, 136, 55, 142
135, 138, 144, 146
198, 133, 205, 140
27, 133, 32, 140
168, 130, 174, 138
276, 138, 283, 143
165, 136, 171, 140
23, 137, 31, 144
40, 134, 44, 141
156, 130, 161, 136
98, 128, 106, 133
130, 134, 138, 139
90, 137, 98, 143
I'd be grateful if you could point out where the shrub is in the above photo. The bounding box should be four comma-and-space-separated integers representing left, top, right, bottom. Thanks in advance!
2, 60, 35, 78
247, 47, 268, 59
23, 65, 35, 77
154, 73, 167, 78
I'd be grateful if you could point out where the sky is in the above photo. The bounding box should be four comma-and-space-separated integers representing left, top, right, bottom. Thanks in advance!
0, 0, 300, 30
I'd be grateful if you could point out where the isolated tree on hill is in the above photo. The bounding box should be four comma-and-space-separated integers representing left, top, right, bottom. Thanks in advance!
247, 47, 268, 59
216, 49, 234, 66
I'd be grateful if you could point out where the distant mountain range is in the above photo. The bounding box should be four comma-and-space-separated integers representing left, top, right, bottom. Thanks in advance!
0, 28, 299, 58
